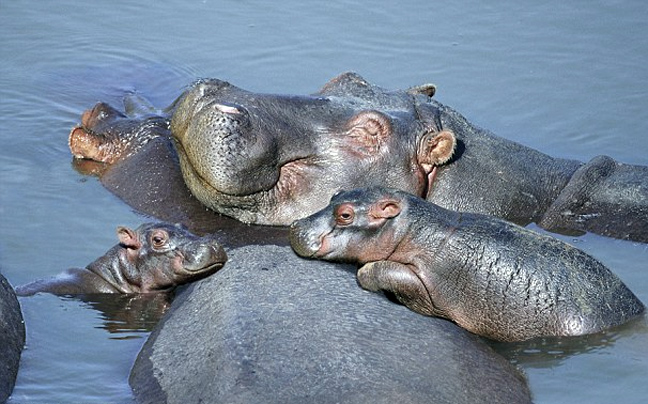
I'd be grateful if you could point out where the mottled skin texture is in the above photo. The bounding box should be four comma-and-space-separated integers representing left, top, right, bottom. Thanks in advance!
15, 222, 227, 296
290, 187, 645, 342
69, 73, 648, 242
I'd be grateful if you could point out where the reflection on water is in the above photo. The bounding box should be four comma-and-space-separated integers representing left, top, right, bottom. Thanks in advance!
67, 292, 175, 338
490, 329, 621, 369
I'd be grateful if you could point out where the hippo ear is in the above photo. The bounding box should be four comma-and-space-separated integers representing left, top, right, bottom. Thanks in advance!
418, 130, 456, 171
370, 199, 402, 219
407, 83, 436, 97
117, 226, 141, 250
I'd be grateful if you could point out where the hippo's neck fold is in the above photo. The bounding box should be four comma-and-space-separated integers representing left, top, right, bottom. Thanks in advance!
86, 245, 141, 293
421, 100, 582, 225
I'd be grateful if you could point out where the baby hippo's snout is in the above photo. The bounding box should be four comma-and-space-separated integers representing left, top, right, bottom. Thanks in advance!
290, 218, 328, 259
180, 236, 228, 274
290, 219, 318, 258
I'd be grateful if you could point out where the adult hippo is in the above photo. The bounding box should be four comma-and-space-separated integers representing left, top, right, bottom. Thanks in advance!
16, 222, 227, 296
290, 187, 645, 342
129, 244, 533, 404
69, 72, 648, 242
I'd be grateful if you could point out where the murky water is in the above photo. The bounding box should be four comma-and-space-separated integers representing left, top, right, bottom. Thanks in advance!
1, 0, 647, 402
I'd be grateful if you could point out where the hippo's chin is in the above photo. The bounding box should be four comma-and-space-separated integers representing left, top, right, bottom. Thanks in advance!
294, 243, 336, 260
175, 148, 266, 223
176, 143, 327, 225
183, 261, 225, 274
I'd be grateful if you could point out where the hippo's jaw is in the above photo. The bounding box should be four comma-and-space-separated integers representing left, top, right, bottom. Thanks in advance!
171, 79, 337, 225
146, 238, 228, 292
175, 139, 326, 225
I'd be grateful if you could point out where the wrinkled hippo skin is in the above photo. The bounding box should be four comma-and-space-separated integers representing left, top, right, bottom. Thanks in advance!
0, 273, 25, 403
16, 222, 226, 296
69, 98, 291, 242
69, 72, 648, 242
290, 187, 645, 342
129, 245, 532, 404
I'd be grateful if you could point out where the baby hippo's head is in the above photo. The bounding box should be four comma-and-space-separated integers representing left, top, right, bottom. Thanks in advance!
290, 187, 408, 264
118, 222, 228, 292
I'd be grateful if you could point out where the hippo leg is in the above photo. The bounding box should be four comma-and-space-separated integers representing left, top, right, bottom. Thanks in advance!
540, 155, 648, 242
357, 261, 440, 317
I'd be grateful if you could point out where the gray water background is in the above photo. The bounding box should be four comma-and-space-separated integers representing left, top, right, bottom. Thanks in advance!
1, 0, 647, 402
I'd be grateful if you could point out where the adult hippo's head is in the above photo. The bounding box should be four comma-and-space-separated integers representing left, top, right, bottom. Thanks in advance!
171, 72, 455, 225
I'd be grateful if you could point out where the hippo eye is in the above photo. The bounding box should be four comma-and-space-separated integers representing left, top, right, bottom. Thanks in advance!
335, 204, 355, 226
150, 230, 169, 249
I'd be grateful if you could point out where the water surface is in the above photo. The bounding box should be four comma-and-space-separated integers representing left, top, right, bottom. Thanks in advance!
1, 1, 647, 403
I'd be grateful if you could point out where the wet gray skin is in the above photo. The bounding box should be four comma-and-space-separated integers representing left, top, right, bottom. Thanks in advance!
169, 75, 435, 225
70, 72, 648, 242
69, 94, 172, 165
15, 222, 227, 296
290, 187, 645, 342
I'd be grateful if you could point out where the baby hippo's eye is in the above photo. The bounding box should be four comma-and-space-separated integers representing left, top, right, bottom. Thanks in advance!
150, 230, 169, 249
335, 204, 355, 226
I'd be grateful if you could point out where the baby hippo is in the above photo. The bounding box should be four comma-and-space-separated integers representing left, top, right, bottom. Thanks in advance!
290, 187, 645, 342
16, 222, 227, 296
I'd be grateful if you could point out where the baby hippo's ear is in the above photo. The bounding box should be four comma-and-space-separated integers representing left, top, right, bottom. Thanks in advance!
117, 226, 142, 250
370, 199, 402, 219
418, 130, 457, 171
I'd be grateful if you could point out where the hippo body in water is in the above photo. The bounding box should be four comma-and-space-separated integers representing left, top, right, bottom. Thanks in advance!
16, 222, 227, 296
129, 244, 533, 404
69, 73, 648, 242
290, 187, 645, 342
